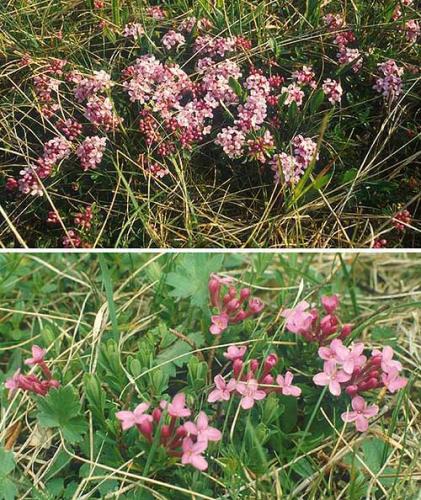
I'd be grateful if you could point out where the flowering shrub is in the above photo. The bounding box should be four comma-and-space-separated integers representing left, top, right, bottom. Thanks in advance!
1, 253, 416, 497
1, 1, 419, 248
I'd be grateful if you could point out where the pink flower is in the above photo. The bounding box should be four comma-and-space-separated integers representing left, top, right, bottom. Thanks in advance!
161, 393, 191, 418
322, 79, 343, 104
321, 295, 339, 314
181, 437, 208, 471
116, 403, 152, 431
5, 370, 21, 397
313, 360, 351, 396
184, 411, 222, 444
276, 372, 301, 397
162, 30, 185, 50
247, 298, 264, 315
236, 378, 266, 409
224, 345, 247, 361
341, 396, 379, 432
210, 313, 229, 335
24, 345, 46, 366
208, 375, 236, 403
382, 369, 407, 393
318, 338, 349, 363
281, 301, 314, 335
336, 343, 366, 375
372, 346, 402, 374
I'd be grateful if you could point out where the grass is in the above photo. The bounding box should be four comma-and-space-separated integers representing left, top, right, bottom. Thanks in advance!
0, 0, 420, 248
0, 252, 420, 498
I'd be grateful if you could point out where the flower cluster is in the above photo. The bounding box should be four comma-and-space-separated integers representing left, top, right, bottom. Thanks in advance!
117, 393, 221, 471
282, 295, 352, 344
393, 209, 412, 231
5, 345, 60, 398
373, 59, 404, 101
74, 205, 93, 230
313, 340, 407, 431
322, 78, 343, 104
208, 274, 264, 335
76, 136, 107, 171
270, 135, 318, 185
162, 30, 185, 50
208, 345, 301, 409
324, 13, 362, 73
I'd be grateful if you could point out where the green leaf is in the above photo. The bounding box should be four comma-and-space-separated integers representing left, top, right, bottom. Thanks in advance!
0, 447, 17, 500
37, 386, 87, 443
166, 254, 224, 309
309, 89, 325, 114
228, 77, 244, 100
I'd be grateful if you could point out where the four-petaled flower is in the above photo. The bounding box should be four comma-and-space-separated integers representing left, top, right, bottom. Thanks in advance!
313, 360, 350, 396
321, 294, 339, 314
281, 300, 314, 335
116, 403, 152, 430
161, 393, 191, 418
181, 438, 208, 471
208, 375, 236, 403
210, 313, 229, 335
381, 369, 407, 393
223, 345, 247, 361
336, 342, 366, 374
372, 346, 402, 374
276, 372, 301, 397
184, 411, 222, 444
341, 396, 379, 432
24, 345, 46, 366
236, 378, 266, 409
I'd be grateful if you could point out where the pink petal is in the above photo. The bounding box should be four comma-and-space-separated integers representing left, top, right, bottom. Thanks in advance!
226, 379, 237, 392
351, 396, 366, 412
284, 371, 294, 386
214, 374, 225, 390
313, 372, 330, 386
355, 415, 369, 432
241, 396, 255, 409
134, 403, 150, 416
191, 454, 208, 471
318, 347, 332, 360
254, 390, 267, 401
197, 411, 208, 430
207, 390, 221, 403
341, 410, 358, 423
276, 374, 284, 387
329, 380, 341, 396
336, 370, 351, 383
172, 393, 186, 409
184, 422, 198, 435
363, 404, 379, 418
206, 427, 222, 441
116, 411, 135, 430
284, 385, 301, 397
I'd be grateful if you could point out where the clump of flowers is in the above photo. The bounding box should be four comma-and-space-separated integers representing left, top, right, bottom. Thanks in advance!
76, 136, 107, 170
208, 274, 264, 335
116, 393, 221, 471
282, 294, 352, 344
270, 135, 318, 186
373, 59, 404, 101
5, 345, 60, 398
393, 209, 412, 231
74, 205, 93, 229
208, 346, 301, 410
322, 78, 343, 104
162, 30, 185, 50
313, 340, 407, 431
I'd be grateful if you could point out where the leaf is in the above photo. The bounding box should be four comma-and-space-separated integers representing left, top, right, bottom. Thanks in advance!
309, 89, 325, 114
37, 386, 87, 443
0, 447, 17, 500
166, 254, 224, 309
228, 77, 244, 100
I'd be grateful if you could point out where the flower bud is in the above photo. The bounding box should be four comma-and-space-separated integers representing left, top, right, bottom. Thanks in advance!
233, 359, 243, 378
248, 298, 264, 315
208, 277, 220, 307
345, 385, 359, 397
260, 374, 274, 386
226, 298, 240, 313
152, 408, 162, 422
339, 323, 353, 339
240, 288, 251, 301
263, 354, 278, 374
250, 359, 259, 374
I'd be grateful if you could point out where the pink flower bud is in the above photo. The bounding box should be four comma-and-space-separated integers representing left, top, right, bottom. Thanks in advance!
152, 408, 162, 422
161, 425, 171, 439
240, 288, 251, 301
226, 298, 240, 313
371, 355, 382, 366
250, 359, 259, 374
175, 425, 187, 438
208, 277, 220, 307
228, 287, 237, 298
368, 370, 379, 379
321, 295, 339, 314
233, 359, 243, 378
248, 298, 264, 315
260, 374, 274, 386
139, 419, 153, 436
263, 354, 278, 374
346, 385, 359, 397
231, 310, 247, 323
320, 315, 338, 336
366, 377, 379, 390
339, 323, 353, 339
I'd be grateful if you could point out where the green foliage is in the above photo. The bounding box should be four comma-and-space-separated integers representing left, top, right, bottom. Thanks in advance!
0, 448, 17, 500
166, 254, 224, 309
37, 386, 88, 443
